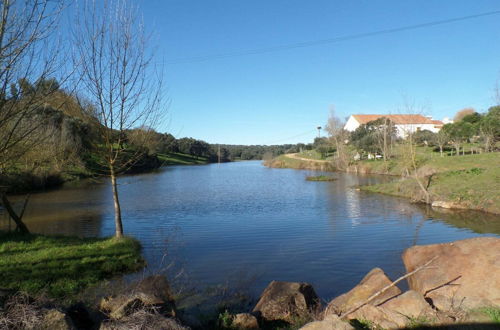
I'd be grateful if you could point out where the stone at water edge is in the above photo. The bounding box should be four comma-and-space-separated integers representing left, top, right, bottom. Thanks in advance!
300, 314, 354, 330
402, 237, 500, 311
232, 313, 260, 329
252, 281, 320, 323
99, 275, 177, 320
324, 268, 401, 316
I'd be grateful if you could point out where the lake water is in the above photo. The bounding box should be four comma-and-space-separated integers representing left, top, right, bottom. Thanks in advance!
1, 161, 499, 301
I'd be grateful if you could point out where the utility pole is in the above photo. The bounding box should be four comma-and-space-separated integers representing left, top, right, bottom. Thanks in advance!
317, 126, 322, 138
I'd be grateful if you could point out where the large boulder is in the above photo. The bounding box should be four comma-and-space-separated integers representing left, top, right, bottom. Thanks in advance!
402, 237, 500, 311
325, 268, 401, 316
252, 281, 320, 323
300, 314, 354, 330
379, 290, 435, 320
347, 304, 407, 329
100, 275, 176, 320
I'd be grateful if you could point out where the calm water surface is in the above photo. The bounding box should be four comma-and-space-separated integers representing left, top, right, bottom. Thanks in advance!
2, 161, 499, 300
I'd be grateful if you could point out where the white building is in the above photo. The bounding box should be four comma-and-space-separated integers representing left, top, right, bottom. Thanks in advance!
344, 114, 444, 138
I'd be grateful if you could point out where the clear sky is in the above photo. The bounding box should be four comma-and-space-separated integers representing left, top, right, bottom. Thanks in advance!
137, 0, 500, 145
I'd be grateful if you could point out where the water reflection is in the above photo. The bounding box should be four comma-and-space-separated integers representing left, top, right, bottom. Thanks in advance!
0, 161, 498, 300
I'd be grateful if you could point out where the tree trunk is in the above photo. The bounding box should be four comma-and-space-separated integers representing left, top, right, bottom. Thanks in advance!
110, 165, 123, 238
439, 145, 443, 157
1, 193, 30, 234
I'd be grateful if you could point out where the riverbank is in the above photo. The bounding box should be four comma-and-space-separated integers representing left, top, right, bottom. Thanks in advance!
0, 232, 144, 300
0, 151, 214, 195
265, 152, 500, 214
1, 237, 498, 329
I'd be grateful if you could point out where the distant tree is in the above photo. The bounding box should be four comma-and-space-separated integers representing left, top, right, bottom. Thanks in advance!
453, 108, 476, 122
413, 130, 436, 146
479, 106, 500, 152
325, 109, 350, 168
435, 129, 449, 157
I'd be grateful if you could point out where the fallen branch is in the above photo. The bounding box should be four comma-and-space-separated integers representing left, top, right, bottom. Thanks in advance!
340, 256, 439, 319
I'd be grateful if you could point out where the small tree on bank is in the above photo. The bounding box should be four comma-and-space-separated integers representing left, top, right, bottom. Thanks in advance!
74, 0, 165, 238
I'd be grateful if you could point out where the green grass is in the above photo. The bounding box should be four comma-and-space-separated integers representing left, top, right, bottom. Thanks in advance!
0, 232, 145, 299
306, 175, 337, 181
361, 152, 500, 214
480, 307, 500, 323
157, 152, 210, 165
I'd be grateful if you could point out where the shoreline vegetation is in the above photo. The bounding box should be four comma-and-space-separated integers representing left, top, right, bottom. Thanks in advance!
264, 150, 500, 215
0, 235, 498, 329
0, 232, 144, 300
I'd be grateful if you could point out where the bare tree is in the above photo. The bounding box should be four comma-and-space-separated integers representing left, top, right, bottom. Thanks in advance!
435, 129, 449, 157
398, 99, 433, 204
0, 0, 66, 168
74, 0, 165, 238
0, 0, 67, 234
324, 107, 350, 169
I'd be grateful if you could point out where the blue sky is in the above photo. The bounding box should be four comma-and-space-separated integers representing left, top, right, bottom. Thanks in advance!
137, 0, 500, 145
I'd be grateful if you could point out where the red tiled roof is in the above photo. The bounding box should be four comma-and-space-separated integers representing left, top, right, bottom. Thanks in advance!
352, 114, 436, 125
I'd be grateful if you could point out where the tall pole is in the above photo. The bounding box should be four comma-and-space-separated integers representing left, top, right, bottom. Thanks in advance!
317, 126, 322, 138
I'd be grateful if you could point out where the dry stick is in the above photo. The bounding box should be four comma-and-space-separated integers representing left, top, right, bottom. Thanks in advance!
340, 256, 438, 319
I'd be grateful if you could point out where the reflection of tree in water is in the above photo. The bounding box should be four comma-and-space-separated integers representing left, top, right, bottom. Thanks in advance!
0, 181, 108, 237
420, 206, 500, 235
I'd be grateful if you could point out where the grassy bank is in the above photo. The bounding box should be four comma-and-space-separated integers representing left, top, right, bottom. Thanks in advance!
266, 150, 500, 214
264, 154, 335, 171
157, 152, 210, 165
0, 233, 144, 299
360, 152, 500, 214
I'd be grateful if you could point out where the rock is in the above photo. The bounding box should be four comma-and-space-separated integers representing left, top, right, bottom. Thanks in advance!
300, 314, 354, 330
380, 290, 435, 320
41, 309, 76, 330
99, 311, 188, 330
402, 237, 500, 311
252, 281, 320, 323
325, 268, 401, 316
232, 313, 259, 329
100, 275, 176, 319
347, 304, 408, 329
431, 201, 466, 210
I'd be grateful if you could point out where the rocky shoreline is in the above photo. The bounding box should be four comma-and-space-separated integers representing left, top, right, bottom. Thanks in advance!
1, 237, 498, 329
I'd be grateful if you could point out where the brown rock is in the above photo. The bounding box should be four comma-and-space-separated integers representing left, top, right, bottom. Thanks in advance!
252, 281, 320, 323
100, 275, 176, 320
325, 268, 401, 316
232, 313, 259, 329
402, 237, 500, 311
347, 304, 407, 329
300, 314, 354, 330
42, 309, 76, 330
99, 311, 188, 330
380, 290, 436, 320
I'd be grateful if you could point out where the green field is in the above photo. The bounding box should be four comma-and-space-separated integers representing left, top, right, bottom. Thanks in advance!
361, 152, 500, 214
0, 233, 144, 299
157, 152, 210, 165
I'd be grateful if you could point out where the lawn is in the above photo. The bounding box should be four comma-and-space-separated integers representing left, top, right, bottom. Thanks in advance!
362, 152, 500, 214
157, 152, 210, 165
0, 233, 145, 299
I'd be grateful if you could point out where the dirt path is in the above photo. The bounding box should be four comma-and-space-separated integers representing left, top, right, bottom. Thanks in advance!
285, 153, 330, 163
